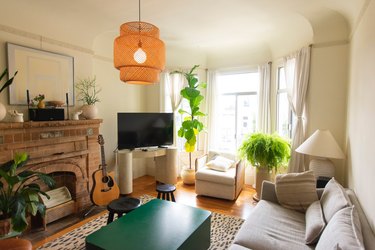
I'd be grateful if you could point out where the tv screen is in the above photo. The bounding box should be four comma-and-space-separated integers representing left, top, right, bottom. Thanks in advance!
117, 112, 174, 150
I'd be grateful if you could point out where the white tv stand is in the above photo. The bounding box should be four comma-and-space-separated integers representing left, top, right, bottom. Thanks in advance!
117, 147, 178, 195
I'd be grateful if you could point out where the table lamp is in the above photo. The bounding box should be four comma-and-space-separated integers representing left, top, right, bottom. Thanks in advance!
296, 129, 345, 178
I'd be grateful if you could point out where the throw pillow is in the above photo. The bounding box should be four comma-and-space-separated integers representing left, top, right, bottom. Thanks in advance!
275, 170, 318, 212
316, 205, 364, 250
206, 155, 234, 172
320, 178, 351, 223
305, 200, 326, 244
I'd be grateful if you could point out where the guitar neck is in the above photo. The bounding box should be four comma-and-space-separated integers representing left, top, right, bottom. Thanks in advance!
100, 144, 107, 176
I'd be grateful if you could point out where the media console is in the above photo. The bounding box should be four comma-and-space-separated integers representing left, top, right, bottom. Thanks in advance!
117, 148, 178, 195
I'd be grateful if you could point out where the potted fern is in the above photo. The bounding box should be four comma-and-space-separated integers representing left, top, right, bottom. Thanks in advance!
0, 152, 55, 235
75, 76, 101, 119
171, 65, 206, 184
239, 132, 290, 200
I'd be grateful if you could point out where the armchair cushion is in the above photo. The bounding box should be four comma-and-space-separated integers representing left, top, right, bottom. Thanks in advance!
206, 155, 234, 172
195, 165, 237, 185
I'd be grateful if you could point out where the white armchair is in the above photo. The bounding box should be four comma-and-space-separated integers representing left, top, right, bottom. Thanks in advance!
195, 151, 245, 200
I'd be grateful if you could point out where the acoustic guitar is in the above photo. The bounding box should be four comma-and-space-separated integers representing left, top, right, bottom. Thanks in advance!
91, 135, 120, 206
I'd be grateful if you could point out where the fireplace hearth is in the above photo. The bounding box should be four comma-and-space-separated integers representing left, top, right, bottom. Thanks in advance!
0, 119, 102, 229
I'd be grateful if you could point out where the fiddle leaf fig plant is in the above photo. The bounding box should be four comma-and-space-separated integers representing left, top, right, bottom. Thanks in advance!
0, 152, 55, 233
171, 65, 206, 169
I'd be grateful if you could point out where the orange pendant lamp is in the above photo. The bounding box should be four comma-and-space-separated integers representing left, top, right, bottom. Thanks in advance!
114, 0, 165, 85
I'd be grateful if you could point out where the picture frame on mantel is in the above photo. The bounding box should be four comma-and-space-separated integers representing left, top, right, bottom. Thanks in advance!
6, 43, 75, 106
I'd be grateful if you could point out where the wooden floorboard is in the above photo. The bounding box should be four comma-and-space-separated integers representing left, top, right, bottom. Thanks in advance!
28, 175, 257, 248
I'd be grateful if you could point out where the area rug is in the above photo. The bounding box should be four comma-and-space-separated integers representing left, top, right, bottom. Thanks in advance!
37, 195, 244, 250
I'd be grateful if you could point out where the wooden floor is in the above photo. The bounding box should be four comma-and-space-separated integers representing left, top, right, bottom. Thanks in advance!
28, 175, 257, 249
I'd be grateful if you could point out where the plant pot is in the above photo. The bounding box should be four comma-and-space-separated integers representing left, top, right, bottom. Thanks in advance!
0, 218, 11, 236
37, 100, 45, 109
81, 104, 98, 119
181, 168, 195, 185
0, 102, 6, 121
253, 167, 274, 201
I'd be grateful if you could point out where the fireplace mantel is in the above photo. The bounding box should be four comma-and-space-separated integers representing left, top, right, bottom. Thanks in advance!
0, 119, 103, 219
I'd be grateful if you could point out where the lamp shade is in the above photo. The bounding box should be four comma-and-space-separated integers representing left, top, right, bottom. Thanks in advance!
114, 21, 165, 85
296, 129, 345, 159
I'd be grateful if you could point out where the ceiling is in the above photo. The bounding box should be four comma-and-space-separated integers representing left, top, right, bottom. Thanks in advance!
0, 0, 368, 57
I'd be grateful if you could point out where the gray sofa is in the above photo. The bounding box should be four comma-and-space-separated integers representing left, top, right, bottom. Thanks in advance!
230, 181, 375, 250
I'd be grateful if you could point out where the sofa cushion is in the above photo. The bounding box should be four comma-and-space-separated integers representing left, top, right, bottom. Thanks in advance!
305, 200, 326, 244
195, 166, 236, 185
206, 155, 234, 172
316, 205, 364, 250
320, 178, 351, 223
232, 200, 313, 250
275, 170, 318, 212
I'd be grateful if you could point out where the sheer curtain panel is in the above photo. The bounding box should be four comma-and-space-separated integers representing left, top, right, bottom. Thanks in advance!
284, 46, 311, 173
258, 62, 272, 133
206, 70, 219, 152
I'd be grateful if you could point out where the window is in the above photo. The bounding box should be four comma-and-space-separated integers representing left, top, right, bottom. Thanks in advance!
276, 67, 293, 138
213, 71, 259, 152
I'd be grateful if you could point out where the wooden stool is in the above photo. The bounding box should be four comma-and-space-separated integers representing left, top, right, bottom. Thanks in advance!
0, 238, 32, 250
156, 184, 176, 202
106, 197, 141, 224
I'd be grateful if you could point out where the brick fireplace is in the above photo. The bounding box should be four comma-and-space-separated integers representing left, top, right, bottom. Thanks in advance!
0, 119, 102, 226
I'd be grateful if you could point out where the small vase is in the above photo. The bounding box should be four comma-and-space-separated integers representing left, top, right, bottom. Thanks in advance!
0, 102, 6, 121
37, 100, 45, 109
81, 104, 98, 119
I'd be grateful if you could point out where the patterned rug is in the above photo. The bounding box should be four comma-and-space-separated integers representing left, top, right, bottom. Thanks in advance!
38, 195, 244, 250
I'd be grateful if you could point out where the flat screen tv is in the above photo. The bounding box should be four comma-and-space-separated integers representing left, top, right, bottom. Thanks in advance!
117, 112, 174, 150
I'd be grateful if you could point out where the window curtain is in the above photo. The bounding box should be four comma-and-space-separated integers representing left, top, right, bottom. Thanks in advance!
284, 46, 311, 173
206, 70, 219, 152
160, 70, 186, 144
257, 62, 272, 133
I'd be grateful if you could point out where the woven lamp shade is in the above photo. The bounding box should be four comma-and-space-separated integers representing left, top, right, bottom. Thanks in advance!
114, 21, 165, 85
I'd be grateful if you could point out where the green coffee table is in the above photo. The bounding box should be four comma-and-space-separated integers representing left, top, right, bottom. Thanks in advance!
86, 199, 211, 250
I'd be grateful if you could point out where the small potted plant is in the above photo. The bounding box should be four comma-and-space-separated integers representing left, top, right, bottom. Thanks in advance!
75, 76, 101, 119
0, 68, 18, 121
33, 94, 45, 109
239, 132, 290, 200
0, 152, 55, 235
171, 65, 206, 184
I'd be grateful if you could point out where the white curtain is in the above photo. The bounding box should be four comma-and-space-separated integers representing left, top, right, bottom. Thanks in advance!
159, 71, 169, 112
161, 70, 186, 145
284, 46, 311, 173
206, 70, 219, 152
257, 62, 272, 133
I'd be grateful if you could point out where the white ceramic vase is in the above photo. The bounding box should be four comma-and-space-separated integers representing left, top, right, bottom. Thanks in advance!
181, 168, 195, 185
81, 104, 98, 119
0, 102, 6, 121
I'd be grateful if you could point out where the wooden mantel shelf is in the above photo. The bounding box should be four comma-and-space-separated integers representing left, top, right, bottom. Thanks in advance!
0, 119, 103, 129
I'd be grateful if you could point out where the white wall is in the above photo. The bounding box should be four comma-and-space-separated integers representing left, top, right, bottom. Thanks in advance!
306, 43, 349, 184
347, 0, 375, 232
0, 26, 93, 119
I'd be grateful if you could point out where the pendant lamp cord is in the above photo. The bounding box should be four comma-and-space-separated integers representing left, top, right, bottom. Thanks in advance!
138, 0, 142, 46
138, 0, 141, 23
